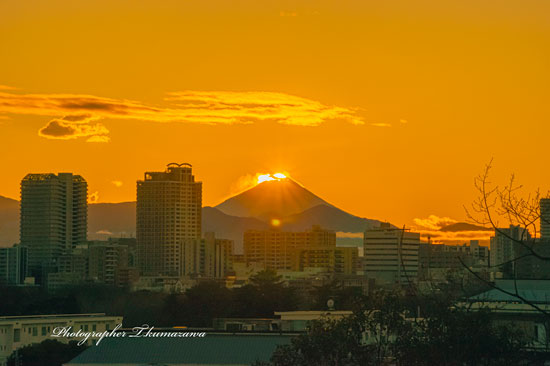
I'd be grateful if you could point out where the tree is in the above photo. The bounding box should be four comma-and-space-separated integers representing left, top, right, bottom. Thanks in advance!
7, 340, 85, 366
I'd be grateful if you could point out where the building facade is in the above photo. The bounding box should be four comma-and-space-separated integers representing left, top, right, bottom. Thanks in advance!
243, 226, 336, 271
0, 245, 27, 285
20, 173, 87, 283
136, 163, 202, 277
540, 198, 550, 241
363, 223, 420, 284
490, 225, 530, 276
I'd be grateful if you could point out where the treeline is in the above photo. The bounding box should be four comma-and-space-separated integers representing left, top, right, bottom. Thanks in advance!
0, 270, 363, 327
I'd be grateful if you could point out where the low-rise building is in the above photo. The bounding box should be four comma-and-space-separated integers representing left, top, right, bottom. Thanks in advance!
0, 313, 122, 366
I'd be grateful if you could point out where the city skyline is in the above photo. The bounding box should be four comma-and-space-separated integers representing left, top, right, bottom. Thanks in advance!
1, 0, 549, 233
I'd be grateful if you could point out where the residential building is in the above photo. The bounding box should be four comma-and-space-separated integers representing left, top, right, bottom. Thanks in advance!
363, 223, 420, 284
20, 173, 87, 283
136, 163, 202, 277
243, 225, 336, 271
295, 246, 358, 275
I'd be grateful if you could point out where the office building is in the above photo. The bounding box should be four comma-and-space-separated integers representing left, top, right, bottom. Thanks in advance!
295, 246, 358, 275
20, 173, 87, 282
363, 223, 420, 284
136, 163, 202, 277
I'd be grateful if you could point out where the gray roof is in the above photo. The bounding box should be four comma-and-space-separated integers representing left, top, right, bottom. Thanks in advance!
66, 334, 293, 366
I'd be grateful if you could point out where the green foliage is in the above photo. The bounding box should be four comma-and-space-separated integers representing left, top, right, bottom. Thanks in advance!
7, 340, 85, 366
260, 290, 541, 366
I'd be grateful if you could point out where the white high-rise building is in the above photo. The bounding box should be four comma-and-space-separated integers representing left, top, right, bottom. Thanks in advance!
137, 163, 202, 277
363, 223, 420, 284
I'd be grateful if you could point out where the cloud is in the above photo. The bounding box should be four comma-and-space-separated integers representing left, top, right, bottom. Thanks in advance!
95, 229, 113, 235
370, 122, 391, 127
0, 85, 17, 90
418, 230, 492, 243
38, 115, 109, 142
0, 88, 367, 141
414, 215, 458, 230
400, 119, 408, 124
88, 191, 99, 203
111, 180, 123, 188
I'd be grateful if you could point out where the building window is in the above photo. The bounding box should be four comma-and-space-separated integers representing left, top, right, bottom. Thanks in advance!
41, 327, 46, 336
13, 329, 20, 342
32, 327, 37, 336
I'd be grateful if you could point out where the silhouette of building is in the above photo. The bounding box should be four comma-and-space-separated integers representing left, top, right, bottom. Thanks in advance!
136, 163, 202, 276
20, 173, 87, 283
0, 245, 27, 285
363, 223, 420, 284
490, 225, 530, 277
181, 233, 234, 278
540, 198, 550, 240
243, 225, 336, 271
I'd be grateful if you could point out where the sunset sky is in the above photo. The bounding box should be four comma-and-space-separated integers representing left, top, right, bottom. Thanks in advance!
0, 0, 549, 234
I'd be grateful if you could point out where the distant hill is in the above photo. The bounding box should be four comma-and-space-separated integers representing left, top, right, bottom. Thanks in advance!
0, 178, 384, 250
88, 202, 137, 240
280, 204, 379, 233
215, 178, 331, 220
439, 222, 493, 232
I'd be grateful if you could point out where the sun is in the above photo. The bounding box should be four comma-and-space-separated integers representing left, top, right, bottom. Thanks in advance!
257, 173, 287, 184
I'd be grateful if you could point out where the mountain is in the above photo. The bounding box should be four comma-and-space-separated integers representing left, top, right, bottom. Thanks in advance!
280, 204, 379, 233
88, 202, 137, 239
439, 222, 493, 232
202, 206, 269, 249
215, 178, 331, 220
0, 196, 19, 246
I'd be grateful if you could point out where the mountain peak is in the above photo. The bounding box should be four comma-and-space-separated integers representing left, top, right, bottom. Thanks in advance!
215, 178, 331, 219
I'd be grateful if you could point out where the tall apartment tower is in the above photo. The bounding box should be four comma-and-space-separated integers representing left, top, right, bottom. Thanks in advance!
540, 198, 550, 240
363, 223, 420, 285
20, 173, 87, 281
136, 163, 202, 276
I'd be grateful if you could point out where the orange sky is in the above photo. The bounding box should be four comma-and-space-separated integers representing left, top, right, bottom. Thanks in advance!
0, 0, 549, 233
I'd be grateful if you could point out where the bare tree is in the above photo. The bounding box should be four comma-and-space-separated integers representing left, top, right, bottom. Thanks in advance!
463, 159, 550, 318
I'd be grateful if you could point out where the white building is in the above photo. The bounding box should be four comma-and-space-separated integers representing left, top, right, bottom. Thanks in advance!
0, 313, 122, 366
363, 223, 420, 285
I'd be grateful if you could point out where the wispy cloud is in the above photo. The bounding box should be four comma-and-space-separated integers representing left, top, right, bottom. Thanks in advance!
414, 215, 457, 230
0, 88, 366, 141
370, 122, 392, 127
111, 180, 123, 188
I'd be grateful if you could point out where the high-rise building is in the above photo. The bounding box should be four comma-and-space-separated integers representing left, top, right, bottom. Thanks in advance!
243, 225, 336, 271
540, 198, 550, 240
363, 223, 420, 284
136, 163, 202, 276
20, 173, 87, 282
0, 245, 28, 285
